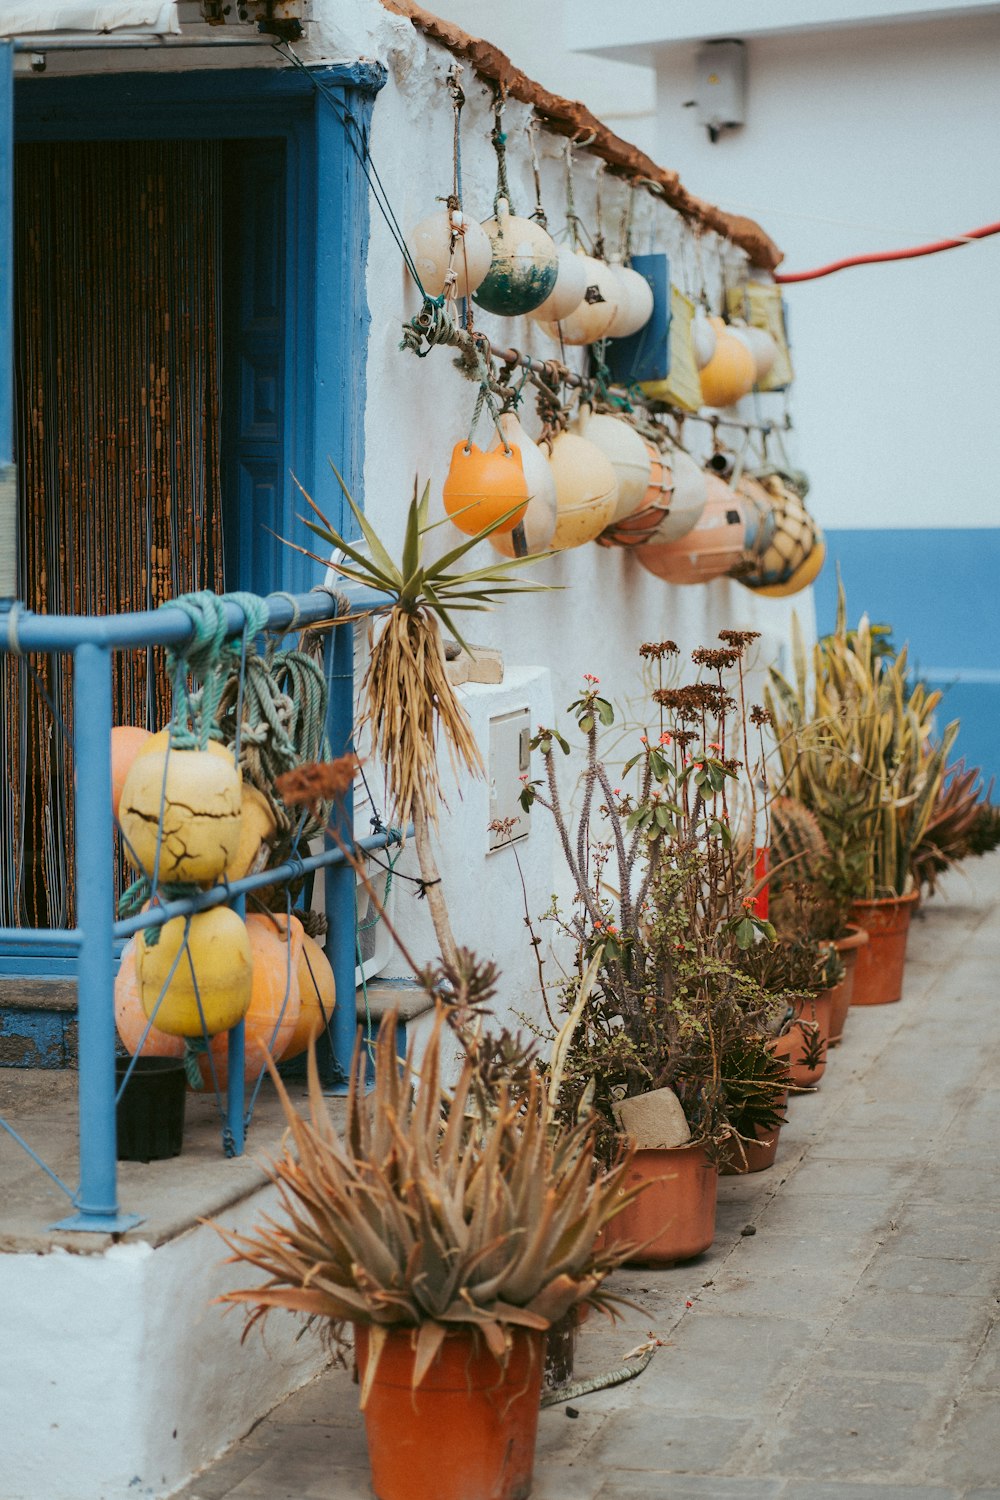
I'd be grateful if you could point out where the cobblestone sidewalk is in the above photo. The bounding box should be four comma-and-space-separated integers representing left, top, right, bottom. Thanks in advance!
176, 854, 1000, 1500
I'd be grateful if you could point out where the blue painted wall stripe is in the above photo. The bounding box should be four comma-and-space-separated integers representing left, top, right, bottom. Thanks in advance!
814, 528, 1000, 783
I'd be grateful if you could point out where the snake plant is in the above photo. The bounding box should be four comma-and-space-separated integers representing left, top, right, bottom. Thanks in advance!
767, 591, 958, 899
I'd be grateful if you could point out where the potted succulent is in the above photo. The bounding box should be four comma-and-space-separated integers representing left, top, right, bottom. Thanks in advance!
519, 634, 788, 1258
767, 599, 957, 1005
217, 1006, 635, 1500
766, 797, 867, 1045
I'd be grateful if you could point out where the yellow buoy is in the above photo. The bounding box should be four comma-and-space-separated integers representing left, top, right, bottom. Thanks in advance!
137, 906, 252, 1038
546, 432, 619, 549
572, 409, 652, 523
224, 784, 278, 883
119, 747, 243, 884
698, 318, 757, 409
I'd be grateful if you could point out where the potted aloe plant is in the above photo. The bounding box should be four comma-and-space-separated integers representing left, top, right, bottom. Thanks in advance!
518, 634, 789, 1253
767, 598, 957, 1005
217, 1007, 634, 1500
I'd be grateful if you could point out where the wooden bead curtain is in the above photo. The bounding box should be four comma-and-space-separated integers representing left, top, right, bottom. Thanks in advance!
1, 140, 226, 929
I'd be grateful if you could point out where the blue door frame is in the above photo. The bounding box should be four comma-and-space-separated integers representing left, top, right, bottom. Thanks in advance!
0, 51, 385, 976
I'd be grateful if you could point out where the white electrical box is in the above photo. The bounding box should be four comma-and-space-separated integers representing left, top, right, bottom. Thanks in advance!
488, 707, 532, 851
695, 39, 746, 141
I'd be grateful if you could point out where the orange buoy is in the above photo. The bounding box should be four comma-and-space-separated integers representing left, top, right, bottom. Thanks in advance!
111, 726, 152, 820
114, 937, 185, 1060
282, 930, 337, 1061
442, 441, 529, 537
196, 912, 303, 1089
698, 319, 757, 409
599, 442, 674, 548
637, 473, 748, 585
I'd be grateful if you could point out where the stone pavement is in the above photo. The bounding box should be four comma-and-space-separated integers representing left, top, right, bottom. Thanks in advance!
176, 854, 1000, 1500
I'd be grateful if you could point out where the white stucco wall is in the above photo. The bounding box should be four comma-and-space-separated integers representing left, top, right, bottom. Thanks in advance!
305, 0, 817, 1022
576, 9, 1000, 531
0, 1186, 327, 1500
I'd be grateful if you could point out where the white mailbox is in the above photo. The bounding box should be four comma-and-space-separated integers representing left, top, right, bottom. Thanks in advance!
488, 707, 532, 851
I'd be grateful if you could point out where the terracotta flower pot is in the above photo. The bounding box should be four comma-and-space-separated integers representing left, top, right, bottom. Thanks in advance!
768, 1006, 827, 1091
827, 923, 869, 1044
849, 891, 919, 1005
607, 1142, 718, 1265
719, 1092, 787, 1175
355, 1324, 544, 1500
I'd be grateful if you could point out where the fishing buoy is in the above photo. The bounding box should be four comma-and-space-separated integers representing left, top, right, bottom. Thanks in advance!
598, 442, 674, 548
740, 471, 824, 594
572, 409, 652, 524
691, 310, 718, 371
443, 440, 529, 536
487, 414, 558, 559
546, 432, 619, 549
473, 199, 559, 317
409, 208, 493, 301
137, 906, 253, 1038
194, 913, 305, 1087
729, 322, 779, 384
115, 938, 185, 1060
604, 260, 654, 339
637, 472, 747, 584
536, 252, 619, 346
282, 929, 337, 1062
698, 318, 757, 409
645, 446, 708, 546
119, 747, 243, 885
111, 726, 151, 821
528, 240, 589, 323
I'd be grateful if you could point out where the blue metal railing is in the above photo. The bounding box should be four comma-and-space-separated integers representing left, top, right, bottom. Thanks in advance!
0, 584, 390, 1232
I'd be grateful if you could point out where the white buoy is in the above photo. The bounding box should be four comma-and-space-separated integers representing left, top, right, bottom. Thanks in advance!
604, 260, 654, 339
409, 208, 492, 300
536, 252, 620, 346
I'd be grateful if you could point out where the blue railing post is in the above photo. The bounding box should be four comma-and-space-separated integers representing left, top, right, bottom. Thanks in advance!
52, 642, 141, 1232
323, 615, 358, 1091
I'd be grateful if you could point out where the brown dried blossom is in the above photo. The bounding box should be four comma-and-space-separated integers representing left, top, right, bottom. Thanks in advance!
639, 640, 680, 659
276, 755, 360, 811
691, 647, 741, 671
718, 629, 761, 650
749, 705, 772, 727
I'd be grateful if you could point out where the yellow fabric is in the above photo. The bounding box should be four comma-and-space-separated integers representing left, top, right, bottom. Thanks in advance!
640, 286, 702, 412
726, 281, 794, 391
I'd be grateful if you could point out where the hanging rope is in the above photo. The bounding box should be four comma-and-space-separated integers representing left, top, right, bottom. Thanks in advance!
491, 87, 514, 215
527, 118, 547, 228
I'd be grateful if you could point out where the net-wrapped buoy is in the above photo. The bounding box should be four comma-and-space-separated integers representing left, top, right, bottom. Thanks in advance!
536, 252, 619, 346
487, 414, 558, 559
699, 318, 757, 409
443, 440, 529, 536
473, 198, 559, 317
740, 470, 824, 594
644, 445, 708, 546
732, 474, 779, 579
409, 208, 493, 300
528, 241, 589, 323
599, 441, 674, 548
604, 260, 654, 339
546, 431, 619, 549
637, 473, 747, 584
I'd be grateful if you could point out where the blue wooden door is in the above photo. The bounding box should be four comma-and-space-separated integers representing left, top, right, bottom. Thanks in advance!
222, 140, 294, 595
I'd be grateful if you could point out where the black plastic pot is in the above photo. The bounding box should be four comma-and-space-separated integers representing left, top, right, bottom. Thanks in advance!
116, 1056, 187, 1162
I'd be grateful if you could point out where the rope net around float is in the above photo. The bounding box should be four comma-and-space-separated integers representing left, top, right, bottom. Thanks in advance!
112, 589, 390, 1154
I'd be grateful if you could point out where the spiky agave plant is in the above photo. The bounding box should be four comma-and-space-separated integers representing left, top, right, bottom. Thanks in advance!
216, 1009, 636, 1403
285, 467, 549, 965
